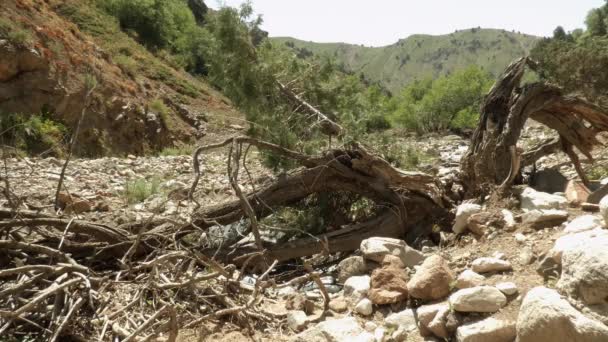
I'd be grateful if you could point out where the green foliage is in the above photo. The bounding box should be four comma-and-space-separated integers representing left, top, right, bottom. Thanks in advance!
123, 177, 162, 204
531, 1, 608, 103
158, 145, 195, 156
389, 66, 493, 133
149, 99, 171, 126
588, 165, 608, 180
0, 17, 34, 46
0, 113, 67, 156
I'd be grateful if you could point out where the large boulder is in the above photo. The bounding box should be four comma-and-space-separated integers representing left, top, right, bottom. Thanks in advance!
517, 287, 608, 342
407, 255, 455, 300
449, 286, 507, 313
360, 237, 424, 267
549, 228, 608, 263
453, 203, 482, 234
557, 233, 608, 305
520, 187, 567, 211
456, 317, 516, 342
385, 308, 419, 334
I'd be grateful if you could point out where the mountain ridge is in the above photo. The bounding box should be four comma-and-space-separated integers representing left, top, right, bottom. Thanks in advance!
272, 28, 539, 93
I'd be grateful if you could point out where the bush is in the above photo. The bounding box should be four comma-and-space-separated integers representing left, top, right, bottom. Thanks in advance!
159, 145, 194, 156
148, 99, 171, 125
124, 177, 162, 204
0, 18, 34, 46
0, 113, 67, 156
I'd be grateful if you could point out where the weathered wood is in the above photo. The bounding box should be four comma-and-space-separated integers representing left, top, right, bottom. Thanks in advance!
461, 57, 608, 197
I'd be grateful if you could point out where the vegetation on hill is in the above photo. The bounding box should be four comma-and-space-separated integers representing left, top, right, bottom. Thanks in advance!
273, 29, 538, 93
531, 2, 608, 105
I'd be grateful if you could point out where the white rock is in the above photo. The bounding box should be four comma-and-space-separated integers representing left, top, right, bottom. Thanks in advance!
287, 311, 308, 331
360, 237, 425, 267
520, 187, 567, 211
456, 317, 516, 342
514, 233, 527, 243
517, 287, 608, 342
277, 286, 297, 298
428, 303, 451, 339
364, 321, 377, 332
352, 332, 375, 342
600, 196, 608, 226
563, 215, 603, 234
549, 228, 608, 263
374, 327, 386, 342
385, 308, 418, 332
495, 282, 518, 296
337, 256, 367, 283
449, 286, 507, 313
501, 209, 516, 231
471, 257, 512, 273
521, 209, 568, 226
455, 270, 485, 289
343, 275, 371, 299
355, 298, 373, 316
453, 203, 482, 234
557, 232, 608, 305
296, 317, 364, 341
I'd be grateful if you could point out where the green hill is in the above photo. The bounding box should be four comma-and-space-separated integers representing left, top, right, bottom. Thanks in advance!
273, 28, 539, 93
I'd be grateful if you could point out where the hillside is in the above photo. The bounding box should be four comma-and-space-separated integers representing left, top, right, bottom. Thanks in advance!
0, 0, 242, 156
273, 28, 539, 93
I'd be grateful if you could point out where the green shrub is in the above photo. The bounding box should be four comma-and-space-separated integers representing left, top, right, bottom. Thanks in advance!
114, 54, 138, 77
124, 177, 162, 204
0, 113, 67, 156
159, 145, 195, 156
0, 18, 34, 46
149, 99, 170, 124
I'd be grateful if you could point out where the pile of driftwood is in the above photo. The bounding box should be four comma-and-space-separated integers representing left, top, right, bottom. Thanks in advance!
2, 57, 608, 340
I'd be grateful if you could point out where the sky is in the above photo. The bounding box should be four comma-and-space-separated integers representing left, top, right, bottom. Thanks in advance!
209, 0, 605, 46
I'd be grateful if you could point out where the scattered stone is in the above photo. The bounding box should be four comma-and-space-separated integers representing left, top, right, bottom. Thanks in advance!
453, 203, 482, 234
385, 308, 418, 333
360, 237, 424, 267
286, 294, 315, 314
519, 246, 535, 265
352, 332, 375, 342
355, 298, 373, 316
374, 327, 386, 341
601, 196, 608, 225
521, 209, 568, 228
407, 255, 454, 301
495, 282, 518, 296
295, 317, 364, 341
364, 321, 377, 332
549, 228, 608, 263
328, 297, 348, 313
343, 275, 371, 300
565, 180, 591, 206
337, 256, 367, 283
368, 262, 409, 305
277, 286, 297, 298
514, 233, 527, 243
517, 287, 608, 342
471, 257, 512, 273
455, 270, 485, 289
449, 286, 507, 313
287, 311, 308, 331
501, 209, 516, 231
456, 317, 516, 342
416, 302, 449, 337
563, 215, 603, 234
427, 304, 451, 338
467, 211, 505, 235
520, 187, 567, 211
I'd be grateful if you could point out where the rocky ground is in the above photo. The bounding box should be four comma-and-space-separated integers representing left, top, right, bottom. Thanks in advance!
2, 126, 608, 342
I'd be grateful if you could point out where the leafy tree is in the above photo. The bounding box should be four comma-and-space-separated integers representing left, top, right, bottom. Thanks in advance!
586, 7, 607, 36
553, 26, 567, 40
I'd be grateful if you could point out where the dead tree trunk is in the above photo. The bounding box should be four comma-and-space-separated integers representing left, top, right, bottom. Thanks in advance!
461, 57, 608, 198
185, 138, 451, 263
